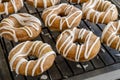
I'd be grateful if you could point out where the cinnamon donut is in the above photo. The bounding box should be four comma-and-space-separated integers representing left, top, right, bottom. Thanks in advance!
26, 0, 60, 8
8, 41, 56, 76
0, 0, 23, 15
82, 0, 118, 24
42, 3, 82, 31
101, 21, 120, 51
0, 13, 42, 42
67, 0, 88, 4
56, 27, 101, 62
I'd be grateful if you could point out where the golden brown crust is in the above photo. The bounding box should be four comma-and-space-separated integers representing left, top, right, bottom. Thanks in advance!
8, 41, 56, 76
101, 21, 120, 51
82, 0, 118, 24
0, 0, 23, 15
56, 28, 101, 62
68, 0, 88, 4
26, 0, 60, 8
0, 13, 42, 42
42, 3, 82, 31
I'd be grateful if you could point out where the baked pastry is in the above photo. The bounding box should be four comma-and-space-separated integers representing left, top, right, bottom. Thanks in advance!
0, 0, 23, 15
56, 27, 101, 62
101, 21, 120, 51
8, 41, 56, 76
26, 0, 60, 8
67, 0, 88, 4
0, 13, 42, 42
82, 0, 118, 24
42, 3, 82, 31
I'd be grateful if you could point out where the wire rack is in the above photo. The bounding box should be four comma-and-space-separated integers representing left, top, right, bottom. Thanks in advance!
0, 0, 120, 80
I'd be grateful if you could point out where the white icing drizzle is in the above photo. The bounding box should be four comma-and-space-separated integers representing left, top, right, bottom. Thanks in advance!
9, 41, 56, 76
10, 41, 30, 71
42, 3, 82, 30
82, 0, 116, 23
56, 28, 100, 61
16, 58, 27, 74
32, 51, 55, 76
0, 26, 18, 42
25, 61, 32, 76
34, 0, 58, 8
34, 0, 38, 8
0, 0, 23, 15
102, 21, 120, 51
0, 13, 41, 42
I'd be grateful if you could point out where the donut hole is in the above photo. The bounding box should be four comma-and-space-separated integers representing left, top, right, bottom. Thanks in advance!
58, 13, 67, 17
1, 0, 10, 3
14, 23, 24, 28
13, 19, 28, 28
26, 55, 38, 61
75, 41, 83, 45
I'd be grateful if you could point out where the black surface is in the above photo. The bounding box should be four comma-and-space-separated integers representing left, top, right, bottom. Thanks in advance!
0, 0, 120, 80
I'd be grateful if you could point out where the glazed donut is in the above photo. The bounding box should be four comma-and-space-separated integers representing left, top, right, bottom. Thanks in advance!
56, 27, 101, 62
42, 3, 82, 31
82, 0, 118, 24
0, 13, 42, 42
0, 0, 23, 15
101, 21, 120, 51
8, 41, 56, 76
67, 0, 88, 4
26, 0, 60, 8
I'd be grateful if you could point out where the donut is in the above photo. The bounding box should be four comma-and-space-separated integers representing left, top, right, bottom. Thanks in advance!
0, 13, 42, 42
56, 27, 101, 62
8, 41, 56, 76
82, 0, 118, 24
42, 3, 82, 31
101, 21, 120, 51
0, 0, 23, 15
67, 0, 88, 4
26, 0, 60, 8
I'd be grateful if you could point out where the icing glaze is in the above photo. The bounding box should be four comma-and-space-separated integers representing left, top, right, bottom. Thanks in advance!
42, 3, 82, 30
9, 41, 56, 76
0, 13, 41, 42
102, 21, 120, 51
34, 0, 58, 8
82, 0, 116, 23
56, 28, 100, 61
0, 0, 23, 15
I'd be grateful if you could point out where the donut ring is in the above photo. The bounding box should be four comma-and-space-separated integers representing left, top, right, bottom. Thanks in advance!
42, 3, 82, 31
67, 0, 88, 4
0, 0, 23, 15
82, 0, 118, 24
8, 41, 56, 76
0, 13, 42, 42
26, 0, 60, 8
56, 27, 101, 62
101, 21, 120, 51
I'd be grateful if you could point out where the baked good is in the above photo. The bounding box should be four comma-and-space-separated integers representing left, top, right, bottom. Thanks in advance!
0, 0, 23, 15
82, 0, 118, 24
0, 13, 42, 42
56, 27, 101, 62
42, 3, 82, 31
67, 0, 88, 4
8, 41, 56, 76
26, 0, 60, 8
101, 21, 120, 51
